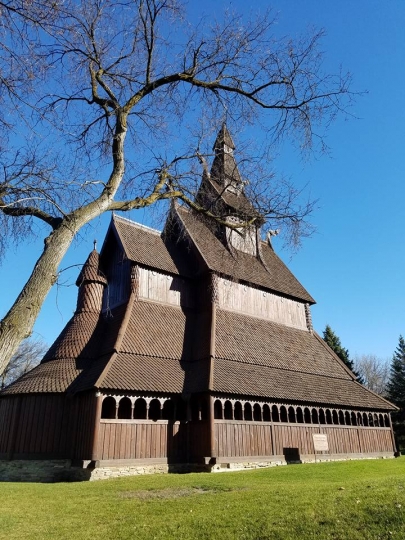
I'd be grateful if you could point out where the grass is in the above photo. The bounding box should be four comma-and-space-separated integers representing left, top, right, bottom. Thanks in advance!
1, 459, 405, 540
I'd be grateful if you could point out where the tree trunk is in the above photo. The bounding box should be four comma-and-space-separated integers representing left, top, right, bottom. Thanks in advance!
0, 222, 79, 375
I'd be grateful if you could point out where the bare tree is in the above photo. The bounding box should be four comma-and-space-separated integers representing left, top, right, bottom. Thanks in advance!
0, 337, 47, 389
354, 354, 390, 397
0, 0, 354, 375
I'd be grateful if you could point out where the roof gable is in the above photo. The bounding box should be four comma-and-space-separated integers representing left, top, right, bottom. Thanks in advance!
176, 205, 315, 303
109, 215, 192, 277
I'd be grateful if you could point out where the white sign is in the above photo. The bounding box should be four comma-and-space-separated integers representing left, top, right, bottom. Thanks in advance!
313, 434, 329, 452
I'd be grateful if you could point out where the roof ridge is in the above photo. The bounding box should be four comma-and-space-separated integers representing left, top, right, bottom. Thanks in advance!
114, 214, 162, 235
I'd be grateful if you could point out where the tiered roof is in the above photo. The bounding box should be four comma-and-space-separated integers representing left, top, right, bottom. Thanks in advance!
0, 125, 396, 412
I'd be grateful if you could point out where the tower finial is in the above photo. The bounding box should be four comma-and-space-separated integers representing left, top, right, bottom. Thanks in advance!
93, 239, 97, 251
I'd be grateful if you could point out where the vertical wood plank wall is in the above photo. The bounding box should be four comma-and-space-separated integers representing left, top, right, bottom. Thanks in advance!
137, 267, 193, 308
97, 420, 210, 461
214, 420, 394, 458
0, 394, 97, 459
216, 277, 307, 329
0, 396, 394, 462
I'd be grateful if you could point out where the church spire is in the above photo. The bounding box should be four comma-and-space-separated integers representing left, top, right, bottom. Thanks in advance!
213, 123, 236, 154
210, 123, 242, 188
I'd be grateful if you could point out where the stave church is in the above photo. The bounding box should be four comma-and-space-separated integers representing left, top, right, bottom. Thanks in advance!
0, 125, 397, 481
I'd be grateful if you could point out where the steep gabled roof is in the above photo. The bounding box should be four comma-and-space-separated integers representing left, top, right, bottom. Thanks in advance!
111, 215, 192, 277
176, 206, 315, 303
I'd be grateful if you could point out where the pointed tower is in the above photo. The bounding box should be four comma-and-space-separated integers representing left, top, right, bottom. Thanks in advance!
75, 248, 107, 314
196, 124, 261, 255
210, 124, 243, 192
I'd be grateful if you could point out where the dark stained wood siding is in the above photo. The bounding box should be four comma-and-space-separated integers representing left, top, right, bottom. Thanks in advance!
214, 420, 394, 458
0, 393, 98, 459
0, 393, 394, 463
97, 420, 209, 461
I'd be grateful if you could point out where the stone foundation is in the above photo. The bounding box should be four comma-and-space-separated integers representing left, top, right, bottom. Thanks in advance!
0, 460, 90, 483
0, 452, 395, 482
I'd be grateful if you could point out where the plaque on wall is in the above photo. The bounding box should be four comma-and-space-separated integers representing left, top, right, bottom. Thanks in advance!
313, 434, 329, 452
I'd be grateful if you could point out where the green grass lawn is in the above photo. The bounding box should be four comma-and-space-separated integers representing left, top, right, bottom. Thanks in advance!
1, 459, 404, 540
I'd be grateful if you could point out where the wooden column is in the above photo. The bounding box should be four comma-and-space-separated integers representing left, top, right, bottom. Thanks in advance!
90, 393, 103, 462
388, 413, 398, 454
208, 277, 217, 461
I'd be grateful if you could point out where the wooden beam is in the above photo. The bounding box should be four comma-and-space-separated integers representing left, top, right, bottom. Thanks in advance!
91, 393, 103, 462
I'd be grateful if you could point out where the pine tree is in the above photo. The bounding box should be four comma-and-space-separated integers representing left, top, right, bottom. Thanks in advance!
322, 325, 364, 383
387, 335, 405, 408
387, 335, 405, 452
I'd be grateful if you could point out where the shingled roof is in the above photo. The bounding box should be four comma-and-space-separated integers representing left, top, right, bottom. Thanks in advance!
176, 206, 315, 303
214, 359, 394, 410
0, 126, 393, 419
111, 216, 192, 277
212, 309, 396, 410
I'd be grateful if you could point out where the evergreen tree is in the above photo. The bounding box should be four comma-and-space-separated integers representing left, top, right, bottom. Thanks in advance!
387, 335, 405, 452
322, 325, 364, 383
387, 335, 405, 407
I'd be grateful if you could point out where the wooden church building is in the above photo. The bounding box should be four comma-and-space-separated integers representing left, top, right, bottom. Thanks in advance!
0, 126, 397, 481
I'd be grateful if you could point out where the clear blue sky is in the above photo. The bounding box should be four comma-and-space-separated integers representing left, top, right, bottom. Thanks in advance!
1, 0, 404, 361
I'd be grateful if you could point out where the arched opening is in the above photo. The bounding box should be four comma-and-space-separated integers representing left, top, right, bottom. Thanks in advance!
325, 409, 332, 425
224, 400, 233, 420
304, 407, 311, 424
368, 413, 374, 427
134, 398, 147, 419
296, 407, 304, 424
311, 408, 319, 424
280, 406, 288, 423
332, 410, 339, 425
253, 404, 262, 422
357, 412, 363, 426
351, 412, 357, 426
373, 413, 379, 427
345, 411, 351, 425
288, 406, 296, 423
101, 396, 117, 419
363, 412, 369, 426
148, 398, 161, 421
117, 397, 132, 419
244, 402, 253, 421
263, 404, 271, 422
234, 402, 243, 420
214, 399, 223, 420
272, 405, 280, 422
384, 414, 390, 427
338, 410, 345, 425
319, 409, 326, 425
378, 414, 384, 427
162, 399, 175, 420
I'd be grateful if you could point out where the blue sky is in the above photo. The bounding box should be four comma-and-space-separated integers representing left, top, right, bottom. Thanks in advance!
1, 0, 404, 361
